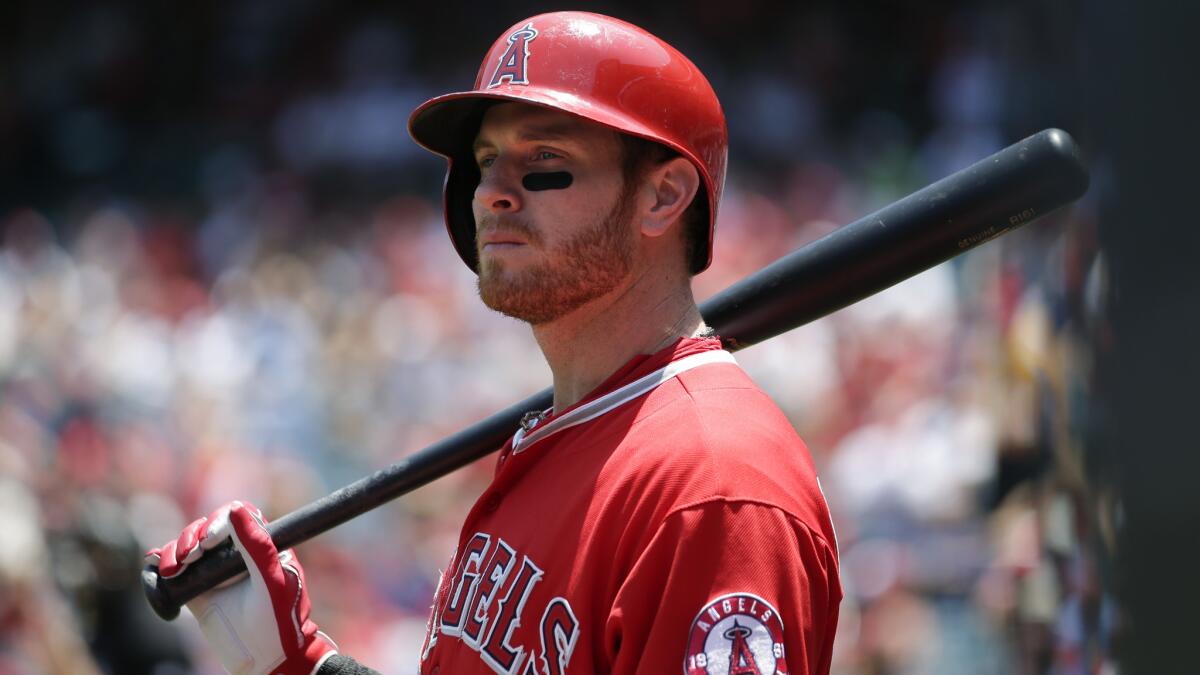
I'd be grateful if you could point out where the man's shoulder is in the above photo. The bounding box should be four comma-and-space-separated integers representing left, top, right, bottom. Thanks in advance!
598, 362, 830, 528
631, 361, 799, 445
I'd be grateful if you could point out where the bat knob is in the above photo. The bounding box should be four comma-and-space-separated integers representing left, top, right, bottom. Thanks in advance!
142, 563, 182, 621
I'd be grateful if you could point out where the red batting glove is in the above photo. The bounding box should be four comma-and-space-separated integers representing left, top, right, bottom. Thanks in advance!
146, 501, 337, 675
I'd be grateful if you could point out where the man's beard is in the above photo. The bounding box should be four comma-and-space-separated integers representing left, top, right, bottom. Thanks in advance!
476, 185, 637, 325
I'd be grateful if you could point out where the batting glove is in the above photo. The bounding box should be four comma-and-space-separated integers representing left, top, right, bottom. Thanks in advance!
145, 501, 338, 675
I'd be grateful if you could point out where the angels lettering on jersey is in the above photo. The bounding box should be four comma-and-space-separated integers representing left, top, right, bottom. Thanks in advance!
422, 535, 794, 675
422, 532, 579, 674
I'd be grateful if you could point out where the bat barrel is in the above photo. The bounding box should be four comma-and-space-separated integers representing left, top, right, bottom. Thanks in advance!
143, 128, 1088, 621
704, 128, 1089, 350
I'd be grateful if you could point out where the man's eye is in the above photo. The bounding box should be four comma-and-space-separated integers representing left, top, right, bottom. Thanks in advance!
535, 151, 560, 161
478, 156, 496, 168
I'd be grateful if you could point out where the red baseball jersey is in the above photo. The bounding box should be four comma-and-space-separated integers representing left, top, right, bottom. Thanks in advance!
418, 337, 841, 674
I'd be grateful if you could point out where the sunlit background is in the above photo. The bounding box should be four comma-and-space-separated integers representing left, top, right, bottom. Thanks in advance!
2, 1, 1194, 673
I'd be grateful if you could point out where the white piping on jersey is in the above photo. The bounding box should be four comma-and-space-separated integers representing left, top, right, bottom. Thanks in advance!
511, 349, 737, 455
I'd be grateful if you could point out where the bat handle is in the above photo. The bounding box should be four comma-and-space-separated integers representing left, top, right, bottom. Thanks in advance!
142, 537, 248, 620
138, 388, 549, 620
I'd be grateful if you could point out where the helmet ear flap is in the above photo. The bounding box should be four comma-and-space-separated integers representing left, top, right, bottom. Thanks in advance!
442, 101, 500, 273
445, 157, 482, 272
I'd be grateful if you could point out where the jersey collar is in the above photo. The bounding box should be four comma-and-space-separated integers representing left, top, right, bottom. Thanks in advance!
511, 337, 732, 454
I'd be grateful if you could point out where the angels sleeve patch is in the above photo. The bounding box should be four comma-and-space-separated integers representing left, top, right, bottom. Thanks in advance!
685, 593, 787, 674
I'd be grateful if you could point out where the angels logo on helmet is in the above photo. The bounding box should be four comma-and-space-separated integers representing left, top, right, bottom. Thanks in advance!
685, 593, 788, 675
488, 23, 538, 88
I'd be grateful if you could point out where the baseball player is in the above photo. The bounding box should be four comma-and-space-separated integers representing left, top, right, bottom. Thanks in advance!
148, 11, 841, 675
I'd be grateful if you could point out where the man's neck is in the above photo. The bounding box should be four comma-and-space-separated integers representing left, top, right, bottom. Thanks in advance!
532, 269, 706, 413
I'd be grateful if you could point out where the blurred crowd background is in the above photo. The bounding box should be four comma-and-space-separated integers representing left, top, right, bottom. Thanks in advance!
0, 1, 1174, 673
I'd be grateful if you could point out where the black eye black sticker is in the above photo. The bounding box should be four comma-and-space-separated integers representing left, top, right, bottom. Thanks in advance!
522, 171, 573, 191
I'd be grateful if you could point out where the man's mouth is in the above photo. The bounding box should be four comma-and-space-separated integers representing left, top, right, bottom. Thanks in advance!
478, 230, 531, 250
482, 242, 525, 252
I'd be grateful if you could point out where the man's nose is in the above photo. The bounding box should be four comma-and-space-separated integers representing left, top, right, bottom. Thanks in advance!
474, 161, 523, 214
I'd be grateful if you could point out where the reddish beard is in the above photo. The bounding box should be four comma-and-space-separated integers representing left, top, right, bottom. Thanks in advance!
476, 185, 637, 325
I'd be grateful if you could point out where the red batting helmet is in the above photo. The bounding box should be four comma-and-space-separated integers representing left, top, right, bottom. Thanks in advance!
408, 11, 728, 274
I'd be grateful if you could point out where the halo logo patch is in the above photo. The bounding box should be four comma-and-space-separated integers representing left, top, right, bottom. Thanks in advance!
685, 593, 787, 674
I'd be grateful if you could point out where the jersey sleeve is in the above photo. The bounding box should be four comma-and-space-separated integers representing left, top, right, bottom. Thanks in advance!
603, 499, 840, 675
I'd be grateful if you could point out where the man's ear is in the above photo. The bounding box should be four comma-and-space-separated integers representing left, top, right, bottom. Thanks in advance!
640, 157, 700, 238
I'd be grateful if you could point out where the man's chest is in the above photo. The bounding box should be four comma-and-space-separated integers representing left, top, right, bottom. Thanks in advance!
419, 435, 637, 673
417, 376, 734, 673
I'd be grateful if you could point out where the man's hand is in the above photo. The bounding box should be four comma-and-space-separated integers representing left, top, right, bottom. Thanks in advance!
146, 501, 338, 675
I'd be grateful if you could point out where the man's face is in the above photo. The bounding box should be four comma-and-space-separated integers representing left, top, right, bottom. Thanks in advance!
471, 103, 638, 325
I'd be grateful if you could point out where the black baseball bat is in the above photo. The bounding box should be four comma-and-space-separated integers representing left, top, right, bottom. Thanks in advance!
143, 128, 1089, 620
